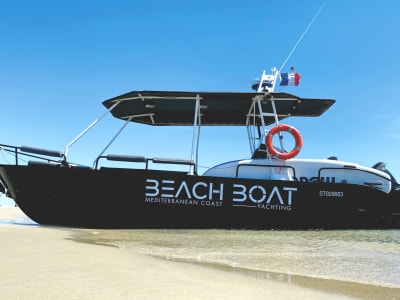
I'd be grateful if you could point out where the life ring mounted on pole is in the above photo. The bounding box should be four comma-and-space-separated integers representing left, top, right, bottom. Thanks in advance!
265, 124, 303, 160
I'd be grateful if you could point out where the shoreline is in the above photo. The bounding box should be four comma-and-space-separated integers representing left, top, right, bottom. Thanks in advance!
0, 207, 397, 299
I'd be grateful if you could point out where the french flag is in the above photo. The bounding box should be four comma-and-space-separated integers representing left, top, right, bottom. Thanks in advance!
280, 72, 301, 86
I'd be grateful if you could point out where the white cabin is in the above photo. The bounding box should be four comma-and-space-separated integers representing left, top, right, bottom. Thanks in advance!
203, 158, 392, 193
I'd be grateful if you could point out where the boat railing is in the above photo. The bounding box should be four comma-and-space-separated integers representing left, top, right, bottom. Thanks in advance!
94, 154, 195, 172
236, 163, 296, 180
0, 143, 66, 166
318, 166, 393, 191
319, 166, 392, 181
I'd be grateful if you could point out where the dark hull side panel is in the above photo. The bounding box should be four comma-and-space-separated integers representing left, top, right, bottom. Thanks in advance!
0, 164, 399, 229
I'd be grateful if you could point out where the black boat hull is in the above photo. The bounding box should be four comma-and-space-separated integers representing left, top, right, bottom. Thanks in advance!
1, 164, 399, 229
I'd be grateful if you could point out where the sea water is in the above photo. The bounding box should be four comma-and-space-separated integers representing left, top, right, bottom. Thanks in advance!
73, 228, 400, 294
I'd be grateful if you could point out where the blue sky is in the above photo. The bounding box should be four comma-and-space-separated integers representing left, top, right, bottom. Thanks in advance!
1, 0, 400, 206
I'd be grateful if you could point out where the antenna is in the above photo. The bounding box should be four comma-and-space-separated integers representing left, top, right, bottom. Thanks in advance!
279, 2, 325, 73
252, 3, 325, 93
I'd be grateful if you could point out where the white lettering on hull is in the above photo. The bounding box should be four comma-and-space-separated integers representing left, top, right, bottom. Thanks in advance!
145, 178, 298, 211
146, 179, 223, 201
232, 184, 297, 206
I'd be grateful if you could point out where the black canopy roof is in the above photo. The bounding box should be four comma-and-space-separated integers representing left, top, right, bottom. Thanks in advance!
102, 90, 335, 126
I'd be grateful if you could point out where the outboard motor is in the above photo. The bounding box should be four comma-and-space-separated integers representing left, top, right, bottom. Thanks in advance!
372, 162, 400, 191
373, 162, 387, 172
0, 181, 5, 194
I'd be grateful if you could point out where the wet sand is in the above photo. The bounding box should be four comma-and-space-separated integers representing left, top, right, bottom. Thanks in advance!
0, 207, 391, 299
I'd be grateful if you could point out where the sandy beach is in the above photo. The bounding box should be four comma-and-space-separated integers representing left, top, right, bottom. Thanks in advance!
0, 207, 388, 299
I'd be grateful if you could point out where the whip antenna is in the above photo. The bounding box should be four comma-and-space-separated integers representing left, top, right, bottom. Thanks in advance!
279, 2, 325, 72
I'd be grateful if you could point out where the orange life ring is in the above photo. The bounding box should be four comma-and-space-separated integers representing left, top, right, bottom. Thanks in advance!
265, 124, 303, 160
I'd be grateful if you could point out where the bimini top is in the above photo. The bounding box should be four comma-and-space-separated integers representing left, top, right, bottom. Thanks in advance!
102, 90, 335, 126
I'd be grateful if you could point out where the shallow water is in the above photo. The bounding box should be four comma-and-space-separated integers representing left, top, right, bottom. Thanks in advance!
5, 211, 400, 298
72, 229, 400, 291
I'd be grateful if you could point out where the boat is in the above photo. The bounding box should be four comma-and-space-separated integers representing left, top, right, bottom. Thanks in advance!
0, 67, 399, 229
